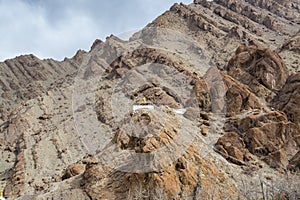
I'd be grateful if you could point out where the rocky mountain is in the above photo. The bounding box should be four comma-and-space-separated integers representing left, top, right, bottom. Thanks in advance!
0, 0, 299, 199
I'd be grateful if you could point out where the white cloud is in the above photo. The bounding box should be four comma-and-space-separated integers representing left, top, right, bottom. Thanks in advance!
0, 0, 192, 61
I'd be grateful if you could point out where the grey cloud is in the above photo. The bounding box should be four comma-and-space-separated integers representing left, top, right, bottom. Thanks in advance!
0, 0, 192, 61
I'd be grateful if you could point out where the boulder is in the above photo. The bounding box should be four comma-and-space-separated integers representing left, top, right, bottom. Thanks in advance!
62, 164, 85, 180
208, 70, 262, 115
218, 111, 300, 169
204, 67, 262, 115
226, 46, 288, 99
215, 132, 249, 165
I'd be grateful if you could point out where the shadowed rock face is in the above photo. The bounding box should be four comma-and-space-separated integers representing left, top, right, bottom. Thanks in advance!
219, 111, 300, 169
0, 0, 300, 199
215, 131, 250, 165
221, 71, 263, 115
226, 45, 288, 95
273, 72, 300, 125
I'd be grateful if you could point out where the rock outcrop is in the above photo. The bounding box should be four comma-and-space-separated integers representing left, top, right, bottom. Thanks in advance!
215, 132, 251, 165
221, 71, 263, 115
273, 72, 300, 125
82, 147, 239, 200
62, 164, 85, 180
226, 45, 288, 98
220, 111, 300, 169
0, 0, 299, 199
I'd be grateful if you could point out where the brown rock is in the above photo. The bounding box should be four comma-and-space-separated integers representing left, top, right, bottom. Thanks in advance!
82, 146, 238, 199
201, 127, 209, 136
226, 45, 288, 96
213, 0, 298, 35
205, 66, 263, 116
273, 72, 300, 125
62, 164, 85, 180
287, 150, 300, 172
34, 182, 48, 191
215, 132, 248, 165
183, 107, 201, 121
90, 39, 103, 50
72, 49, 87, 64
193, 79, 211, 110
213, 6, 226, 18
264, 149, 289, 169
38, 114, 50, 120
281, 32, 300, 52
142, 136, 160, 153
246, 0, 300, 23
222, 72, 263, 115
222, 111, 300, 169
4, 117, 28, 199
200, 112, 210, 121
229, 26, 245, 39
142, 86, 180, 108
238, 111, 287, 133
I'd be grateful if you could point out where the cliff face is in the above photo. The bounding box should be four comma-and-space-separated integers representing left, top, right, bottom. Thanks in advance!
0, 0, 299, 199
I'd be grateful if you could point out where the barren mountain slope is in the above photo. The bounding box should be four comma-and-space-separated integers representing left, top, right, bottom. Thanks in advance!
0, 0, 299, 199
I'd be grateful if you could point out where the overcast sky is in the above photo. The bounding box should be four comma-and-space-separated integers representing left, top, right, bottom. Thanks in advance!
0, 0, 192, 61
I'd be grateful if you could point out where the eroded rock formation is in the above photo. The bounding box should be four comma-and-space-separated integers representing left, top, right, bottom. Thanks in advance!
0, 0, 299, 199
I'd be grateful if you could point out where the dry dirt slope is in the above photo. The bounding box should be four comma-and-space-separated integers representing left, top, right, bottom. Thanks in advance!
0, 0, 300, 199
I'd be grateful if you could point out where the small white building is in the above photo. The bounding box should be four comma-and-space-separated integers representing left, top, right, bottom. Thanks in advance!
173, 109, 186, 115
133, 105, 155, 112
132, 105, 186, 115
